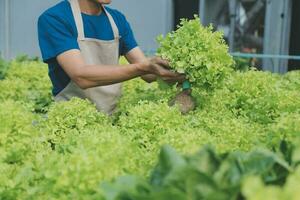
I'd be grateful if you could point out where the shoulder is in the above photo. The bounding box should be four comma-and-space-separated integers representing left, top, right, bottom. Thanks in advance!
38, 1, 73, 26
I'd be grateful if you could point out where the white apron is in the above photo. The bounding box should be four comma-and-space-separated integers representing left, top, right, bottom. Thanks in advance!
55, 0, 122, 115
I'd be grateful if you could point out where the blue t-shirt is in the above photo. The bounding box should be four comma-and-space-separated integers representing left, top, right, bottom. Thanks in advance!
38, 0, 138, 96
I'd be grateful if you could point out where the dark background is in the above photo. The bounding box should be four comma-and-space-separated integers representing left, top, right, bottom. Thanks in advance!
289, 0, 300, 70
174, 0, 300, 71
173, 0, 200, 29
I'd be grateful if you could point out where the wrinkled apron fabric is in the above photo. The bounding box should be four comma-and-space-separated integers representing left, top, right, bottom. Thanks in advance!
55, 0, 122, 114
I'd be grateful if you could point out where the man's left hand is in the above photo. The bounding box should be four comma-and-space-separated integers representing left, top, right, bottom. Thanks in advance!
160, 74, 186, 85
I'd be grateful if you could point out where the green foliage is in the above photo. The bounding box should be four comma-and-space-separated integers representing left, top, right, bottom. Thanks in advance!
283, 70, 300, 90
0, 98, 144, 200
0, 57, 9, 80
102, 145, 292, 200
212, 70, 282, 124
157, 16, 235, 90
0, 60, 52, 112
9, 132, 142, 200
266, 112, 300, 151
118, 101, 184, 150
0, 100, 51, 200
242, 165, 300, 200
233, 57, 250, 72
0, 100, 43, 165
117, 101, 202, 171
186, 107, 267, 153
117, 78, 174, 114
40, 98, 111, 146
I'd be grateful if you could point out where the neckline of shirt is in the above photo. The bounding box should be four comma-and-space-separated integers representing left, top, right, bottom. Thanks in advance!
81, 11, 105, 18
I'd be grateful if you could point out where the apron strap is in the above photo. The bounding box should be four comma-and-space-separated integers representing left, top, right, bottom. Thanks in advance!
69, 0, 85, 40
69, 0, 119, 40
102, 6, 120, 39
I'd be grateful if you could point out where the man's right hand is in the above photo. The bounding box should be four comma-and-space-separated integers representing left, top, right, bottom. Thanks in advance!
138, 57, 185, 82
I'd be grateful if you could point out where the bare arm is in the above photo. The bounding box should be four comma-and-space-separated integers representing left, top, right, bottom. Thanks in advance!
57, 49, 179, 89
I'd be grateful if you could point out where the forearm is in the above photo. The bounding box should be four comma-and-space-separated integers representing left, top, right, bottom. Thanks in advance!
76, 63, 146, 89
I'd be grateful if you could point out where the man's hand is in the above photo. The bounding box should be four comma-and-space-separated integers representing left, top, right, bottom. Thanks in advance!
141, 72, 186, 84
160, 75, 186, 85
125, 48, 185, 84
139, 57, 176, 76
142, 57, 186, 84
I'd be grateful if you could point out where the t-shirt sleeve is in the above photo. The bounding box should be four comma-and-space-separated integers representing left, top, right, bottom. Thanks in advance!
38, 13, 79, 62
118, 13, 138, 56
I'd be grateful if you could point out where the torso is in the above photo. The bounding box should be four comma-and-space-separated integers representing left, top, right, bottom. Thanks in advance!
38, 0, 137, 96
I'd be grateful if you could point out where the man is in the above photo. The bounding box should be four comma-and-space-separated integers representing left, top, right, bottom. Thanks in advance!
38, 0, 184, 114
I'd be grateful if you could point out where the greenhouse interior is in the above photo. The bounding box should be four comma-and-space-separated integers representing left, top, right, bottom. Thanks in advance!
0, 0, 300, 199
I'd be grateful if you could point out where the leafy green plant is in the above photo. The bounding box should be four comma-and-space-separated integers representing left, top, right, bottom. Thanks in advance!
0, 57, 9, 80
0, 98, 145, 200
0, 100, 42, 165
0, 60, 52, 112
40, 98, 111, 147
102, 145, 292, 200
242, 165, 300, 200
233, 57, 250, 72
209, 70, 283, 124
157, 16, 235, 90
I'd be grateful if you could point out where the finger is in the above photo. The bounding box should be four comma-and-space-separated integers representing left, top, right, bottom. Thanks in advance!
154, 57, 171, 69
163, 75, 186, 83
156, 66, 178, 77
177, 74, 186, 79
176, 75, 186, 83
